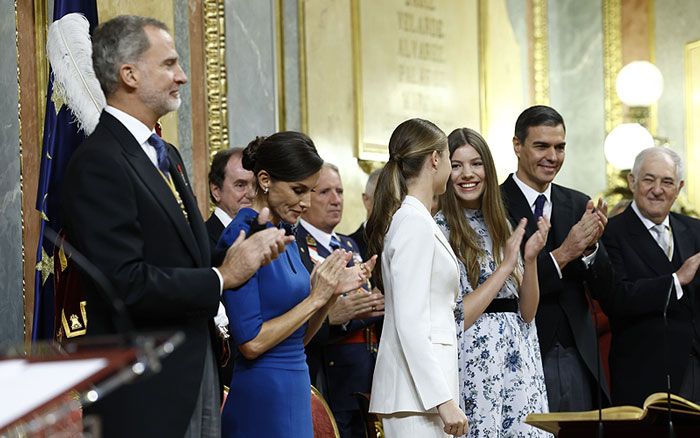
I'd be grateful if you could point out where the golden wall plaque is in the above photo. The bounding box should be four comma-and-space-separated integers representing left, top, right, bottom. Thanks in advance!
685, 40, 700, 210
351, 0, 480, 161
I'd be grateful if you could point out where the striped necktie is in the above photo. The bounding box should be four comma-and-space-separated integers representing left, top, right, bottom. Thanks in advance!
329, 235, 341, 251
652, 224, 672, 260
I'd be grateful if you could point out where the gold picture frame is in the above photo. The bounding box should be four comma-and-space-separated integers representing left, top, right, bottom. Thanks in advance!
350, 0, 481, 162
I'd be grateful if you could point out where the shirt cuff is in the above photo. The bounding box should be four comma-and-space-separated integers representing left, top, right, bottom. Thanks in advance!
549, 252, 563, 279
212, 267, 224, 295
672, 273, 684, 300
581, 243, 599, 268
214, 302, 229, 328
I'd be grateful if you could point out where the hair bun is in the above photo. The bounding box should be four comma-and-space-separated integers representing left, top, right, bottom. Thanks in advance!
242, 136, 266, 171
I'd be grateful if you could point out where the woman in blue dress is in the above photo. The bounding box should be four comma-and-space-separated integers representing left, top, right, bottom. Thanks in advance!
435, 128, 552, 437
219, 132, 374, 437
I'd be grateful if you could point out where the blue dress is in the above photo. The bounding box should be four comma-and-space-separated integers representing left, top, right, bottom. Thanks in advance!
219, 208, 313, 437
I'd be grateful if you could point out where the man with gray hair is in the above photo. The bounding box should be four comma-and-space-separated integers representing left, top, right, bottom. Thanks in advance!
61, 15, 290, 437
602, 147, 700, 406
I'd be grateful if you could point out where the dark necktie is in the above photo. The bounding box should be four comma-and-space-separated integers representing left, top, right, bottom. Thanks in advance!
534, 194, 546, 219
280, 222, 295, 236
148, 134, 171, 175
329, 235, 341, 251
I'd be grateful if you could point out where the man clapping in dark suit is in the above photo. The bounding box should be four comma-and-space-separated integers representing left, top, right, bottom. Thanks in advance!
205, 147, 255, 264
295, 163, 384, 438
602, 147, 700, 406
500, 105, 614, 411
61, 16, 291, 437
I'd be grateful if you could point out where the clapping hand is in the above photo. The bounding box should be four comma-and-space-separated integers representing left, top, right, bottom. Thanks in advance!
524, 216, 551, 262
503, 218, 528, 273
328, 287, 385, 325
219, 207, 294, 289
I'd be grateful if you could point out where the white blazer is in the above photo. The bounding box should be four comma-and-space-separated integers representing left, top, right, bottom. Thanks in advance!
369, 195, 460, 414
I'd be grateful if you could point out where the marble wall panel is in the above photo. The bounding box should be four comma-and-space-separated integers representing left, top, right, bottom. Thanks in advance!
225, 0, 278, 147
656, 0, 700, 161
548, 0, 607, 197
0, 3, 24, 348
282, 0, 301, 132
174, 1, 194, 177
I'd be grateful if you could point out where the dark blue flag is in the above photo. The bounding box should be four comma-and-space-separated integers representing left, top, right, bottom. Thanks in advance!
32, 0, 98, 341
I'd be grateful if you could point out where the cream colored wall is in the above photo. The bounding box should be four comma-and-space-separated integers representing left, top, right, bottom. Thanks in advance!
481, 0, 525, 182
97, 1, 179, 148
302, 0, 527, 235
303, 0, 368, 235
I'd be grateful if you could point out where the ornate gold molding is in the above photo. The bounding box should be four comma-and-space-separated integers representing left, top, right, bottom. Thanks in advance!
34, 0, 48, 142
477, 0, 487, 133
275, 0, 286, 131
297, 0, 308, 134
531, 0, 549, 105
203, 0, 230, 160
15, 0, 27, 344
603, 0, 623, 133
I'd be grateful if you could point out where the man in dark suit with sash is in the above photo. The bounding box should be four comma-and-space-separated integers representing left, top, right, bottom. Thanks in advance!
500, 105, 613, 411
295, 163, 384, 438
61, 16, 289, 437
602, 147, 700, 406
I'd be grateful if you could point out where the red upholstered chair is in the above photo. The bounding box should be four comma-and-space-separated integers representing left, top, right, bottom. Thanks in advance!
353, 392, 384, 438
311, 385, 340, 438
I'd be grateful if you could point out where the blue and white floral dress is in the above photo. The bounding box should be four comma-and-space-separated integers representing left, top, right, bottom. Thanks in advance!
435, 209, 550, 438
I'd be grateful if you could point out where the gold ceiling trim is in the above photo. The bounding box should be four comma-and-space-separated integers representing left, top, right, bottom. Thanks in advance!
203, 0, 230, 159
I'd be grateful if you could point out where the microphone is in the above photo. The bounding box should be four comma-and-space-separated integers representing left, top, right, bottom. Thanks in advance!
584, 289, 605, 438
662, 278, 676, 438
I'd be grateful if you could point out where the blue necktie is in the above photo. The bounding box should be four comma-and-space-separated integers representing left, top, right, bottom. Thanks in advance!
534, 194, 546, 219
148, 134, 171, 174
329, 235, 341, 251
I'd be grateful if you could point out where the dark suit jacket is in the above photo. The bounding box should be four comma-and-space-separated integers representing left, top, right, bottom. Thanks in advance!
349, 223, 368, 260
295, 224, 378, 412
61, 111, 220, 437
205, 212, 226, 266
602, 206, 700, 406
501, 174, 613, 403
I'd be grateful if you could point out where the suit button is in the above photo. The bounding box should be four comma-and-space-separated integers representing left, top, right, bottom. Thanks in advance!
328, 361, 335, 367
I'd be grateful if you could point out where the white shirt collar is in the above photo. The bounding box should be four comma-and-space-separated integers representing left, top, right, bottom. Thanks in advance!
214, 207, 233, 228
631, 201, 670, 231
512, 172, 552, 217
105, 105, 158, 168
403, 195, 432, 218
299, 218, 339, 251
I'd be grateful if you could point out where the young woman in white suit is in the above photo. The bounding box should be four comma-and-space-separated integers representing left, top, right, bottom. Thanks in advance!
366, 118, 469, 437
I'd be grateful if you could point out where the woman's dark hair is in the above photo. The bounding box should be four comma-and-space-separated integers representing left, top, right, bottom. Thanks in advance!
366, 118, 448, 290
242, 131, 324, 186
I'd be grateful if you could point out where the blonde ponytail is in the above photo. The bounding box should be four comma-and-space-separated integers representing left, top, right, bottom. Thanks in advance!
365, 118, 447, 290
